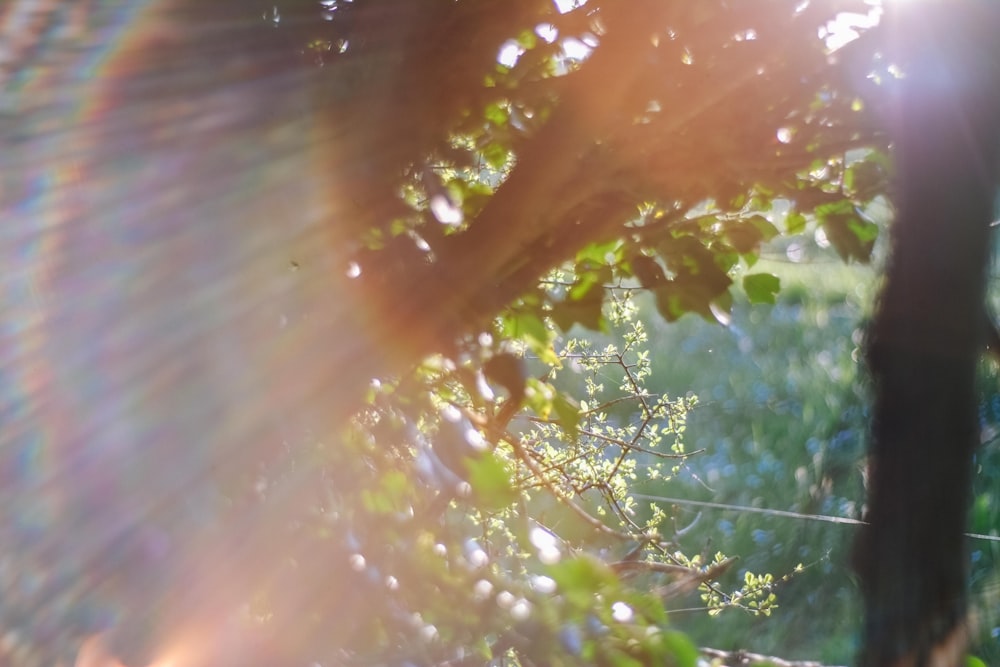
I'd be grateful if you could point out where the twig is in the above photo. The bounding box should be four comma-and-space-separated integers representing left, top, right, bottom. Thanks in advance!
654, 556, 738, 599
609, 560, 693, 576
699, 647, 846, 667
504, 430, 638, 542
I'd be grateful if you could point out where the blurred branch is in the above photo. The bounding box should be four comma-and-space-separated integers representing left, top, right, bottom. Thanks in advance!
654, 556, 738, 599
609, 559, 695, 576
699, 647, 846, 667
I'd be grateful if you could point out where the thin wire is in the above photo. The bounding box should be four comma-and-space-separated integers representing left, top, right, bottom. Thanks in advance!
631, 493, 1000, 543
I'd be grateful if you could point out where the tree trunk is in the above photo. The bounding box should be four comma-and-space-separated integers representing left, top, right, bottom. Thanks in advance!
855, 3, 1000, 665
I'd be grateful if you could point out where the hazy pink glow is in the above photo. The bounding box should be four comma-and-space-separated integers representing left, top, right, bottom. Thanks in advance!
3, 1, 360, 663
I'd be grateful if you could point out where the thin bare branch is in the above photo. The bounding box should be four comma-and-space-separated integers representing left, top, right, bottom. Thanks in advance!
654, 556, 738, 599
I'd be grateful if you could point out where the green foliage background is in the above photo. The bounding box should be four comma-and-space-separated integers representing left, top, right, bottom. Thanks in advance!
616, 241, 1000, 664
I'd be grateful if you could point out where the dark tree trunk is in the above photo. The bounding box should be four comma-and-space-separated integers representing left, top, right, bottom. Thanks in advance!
855, 3, 1000, 665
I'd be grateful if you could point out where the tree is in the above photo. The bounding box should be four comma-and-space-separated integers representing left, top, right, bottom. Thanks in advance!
0, 1, 900, 665
853, 3, 1000, 665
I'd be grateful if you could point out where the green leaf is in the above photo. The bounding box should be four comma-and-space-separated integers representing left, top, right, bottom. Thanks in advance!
569, 265, 612, 301
484, 102, 508, 127
713, 246, 741, 274
552, 391, 581, 440
516, 28, 538, 49
659, 237, 732, 295
606, 649, 644, 667
483, 353, 527, 404
724, 215, 777, 254
577, 239, 623, 265
465, 454, 516, 510
481, 142, 510, 169
850, 216, 880, 243
504, 311, 561, 365
749, 214, 781, 242
621, 590, 668, 626
967, 657, 987, 667
551, 296, 606, 332
457, 180, 494, 217
653, 285, 685, 322
653, 264, 733, 323
844, 159, 888, 201
711, 290, 733, 325
630, 254, 667, 288
723, 221, 763, 254
505, 311, 549, 348
660, 631, 700, 667
547, 556, 618, 608
785, 210, 807, 235
819, 207, 877, 263
743, 273, 781, 304
523, 378, 555, 420
362, 470, 411, 513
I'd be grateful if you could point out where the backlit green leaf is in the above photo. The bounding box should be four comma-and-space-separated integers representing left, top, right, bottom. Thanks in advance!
743, 273, 781, 304
465, 454, 516, 510
661, 631, 700, 667
786, 210, 807, 234
552, 391, 581, 440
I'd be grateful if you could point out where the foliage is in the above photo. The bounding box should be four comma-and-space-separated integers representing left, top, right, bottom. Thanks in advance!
303, 0, 893, 390
0, 0, 909, 665
258, 2, 895, 661
306, 281, 795, 665
631, 255, 876, 663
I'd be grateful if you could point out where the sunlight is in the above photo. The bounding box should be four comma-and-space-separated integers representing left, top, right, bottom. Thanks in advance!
497, 39, 523, 67
143, 647, 190, 667
822, 5, 882, 51
73, 636, 130, 667
553, 0, 587, 14
73, 633, 203, 667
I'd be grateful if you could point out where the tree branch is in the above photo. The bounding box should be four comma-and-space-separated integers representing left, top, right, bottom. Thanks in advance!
699, 647, 846, 667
